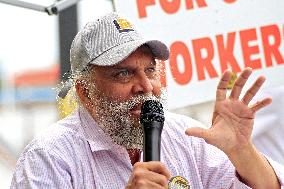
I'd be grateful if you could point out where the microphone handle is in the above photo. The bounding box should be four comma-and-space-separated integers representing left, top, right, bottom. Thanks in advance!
143, 121, 163, 162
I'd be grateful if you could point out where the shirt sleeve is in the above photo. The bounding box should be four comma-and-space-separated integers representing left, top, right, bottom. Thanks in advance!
10, 148, 73, 189
191, 137, 251, 189
265, 156, 284, 188
191, 137, 284, 189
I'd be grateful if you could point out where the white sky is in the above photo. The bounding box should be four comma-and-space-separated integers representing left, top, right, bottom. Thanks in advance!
0, 0, 113, 75
0, 1, 113, 187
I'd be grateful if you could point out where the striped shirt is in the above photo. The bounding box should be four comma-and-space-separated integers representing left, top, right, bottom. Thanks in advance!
10, 106, 284, 189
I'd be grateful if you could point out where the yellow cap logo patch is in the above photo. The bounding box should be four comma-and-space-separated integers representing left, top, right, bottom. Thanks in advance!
113, 18, 134, 33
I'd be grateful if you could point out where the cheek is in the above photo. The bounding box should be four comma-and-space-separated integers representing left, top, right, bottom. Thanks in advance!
151, 80, 162, 97
94, 78, 162, 101
101, 83, 132, 101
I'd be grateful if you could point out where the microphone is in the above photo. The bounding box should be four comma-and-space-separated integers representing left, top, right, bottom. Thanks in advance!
140, 100, 165, 162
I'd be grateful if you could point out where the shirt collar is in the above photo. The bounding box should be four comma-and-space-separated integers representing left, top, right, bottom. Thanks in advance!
77, 106, 125, 153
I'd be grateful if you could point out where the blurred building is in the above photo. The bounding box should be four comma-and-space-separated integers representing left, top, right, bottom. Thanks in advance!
0, 64, 59, 188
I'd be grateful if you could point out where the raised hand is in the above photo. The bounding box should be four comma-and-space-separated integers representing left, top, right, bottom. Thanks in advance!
185, 68, 272, 155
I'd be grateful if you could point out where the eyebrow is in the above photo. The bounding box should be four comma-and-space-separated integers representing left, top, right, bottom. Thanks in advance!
111, 59, 157, 70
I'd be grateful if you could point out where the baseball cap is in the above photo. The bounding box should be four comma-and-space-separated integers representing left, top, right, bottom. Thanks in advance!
70, 12, 169, 74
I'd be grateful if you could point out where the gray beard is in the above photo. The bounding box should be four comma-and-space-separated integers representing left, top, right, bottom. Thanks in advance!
92, 91, 166, 149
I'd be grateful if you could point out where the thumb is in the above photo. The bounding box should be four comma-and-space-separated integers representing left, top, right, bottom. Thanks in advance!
185, 127, 208, 140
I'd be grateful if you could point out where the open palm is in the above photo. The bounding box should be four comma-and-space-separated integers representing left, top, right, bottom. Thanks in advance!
186, 68, 272, 155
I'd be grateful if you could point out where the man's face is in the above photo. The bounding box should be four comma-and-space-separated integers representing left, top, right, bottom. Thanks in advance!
83, 46, 164, 149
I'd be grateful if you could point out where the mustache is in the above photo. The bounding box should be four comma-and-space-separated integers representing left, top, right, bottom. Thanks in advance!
110, 93, 160, 112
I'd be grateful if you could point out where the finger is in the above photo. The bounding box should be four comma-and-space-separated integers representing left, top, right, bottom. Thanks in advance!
250, 98, 272, 112
130, 173, 167, 189
132, 162, 170, 187
138, 181, 166, 189
242, 76, 265, 105
148, 173, 169, 187
216, 70, 232, 101
213, 70, 232, 124
134, 162, 171, 179
229, 68, 252, 100
211, 111, 218, 125
144, 182, 166, 189
185, 127, 208, 141
137, 171, 169, 187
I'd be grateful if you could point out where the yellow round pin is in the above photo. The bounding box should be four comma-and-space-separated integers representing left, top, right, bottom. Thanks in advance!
168, 175, 190, 189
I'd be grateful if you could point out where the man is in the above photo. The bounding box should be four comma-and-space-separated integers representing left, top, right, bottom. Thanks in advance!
11, 12, 284, 188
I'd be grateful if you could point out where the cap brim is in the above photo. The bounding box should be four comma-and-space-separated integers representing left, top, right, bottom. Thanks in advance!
89, 39, 169, 66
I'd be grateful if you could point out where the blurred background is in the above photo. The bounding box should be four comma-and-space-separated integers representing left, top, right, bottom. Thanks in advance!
0, 0, 283, 188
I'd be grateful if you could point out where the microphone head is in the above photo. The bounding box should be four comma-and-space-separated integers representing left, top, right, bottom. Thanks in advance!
140, 100, 165, 124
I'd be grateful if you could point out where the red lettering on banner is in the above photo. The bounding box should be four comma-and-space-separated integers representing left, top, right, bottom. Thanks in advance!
216, 32, 241, 73
137, 0, 156, 18
159, 0, 181, 14
158, 60, 167, 87
169, 41, 193, 85
261, 24, 284, 67
164, 23, 283, 86
192, 38, 218, 80
185, 0, 207, 9
240, 28, 262, 69
223, 0, 237, 4
136, 0, 208, 18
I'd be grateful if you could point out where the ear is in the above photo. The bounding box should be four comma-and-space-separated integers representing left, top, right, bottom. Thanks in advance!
75, 79, 93, 108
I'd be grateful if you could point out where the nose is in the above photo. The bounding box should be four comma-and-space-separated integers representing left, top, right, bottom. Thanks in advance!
132, 73, 154, 95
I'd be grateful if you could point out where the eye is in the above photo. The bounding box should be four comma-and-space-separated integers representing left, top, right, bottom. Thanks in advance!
145, 66, 158, 78
116, 70, 129, 77
112, 69, 133, 82
146, 67, 156, 73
